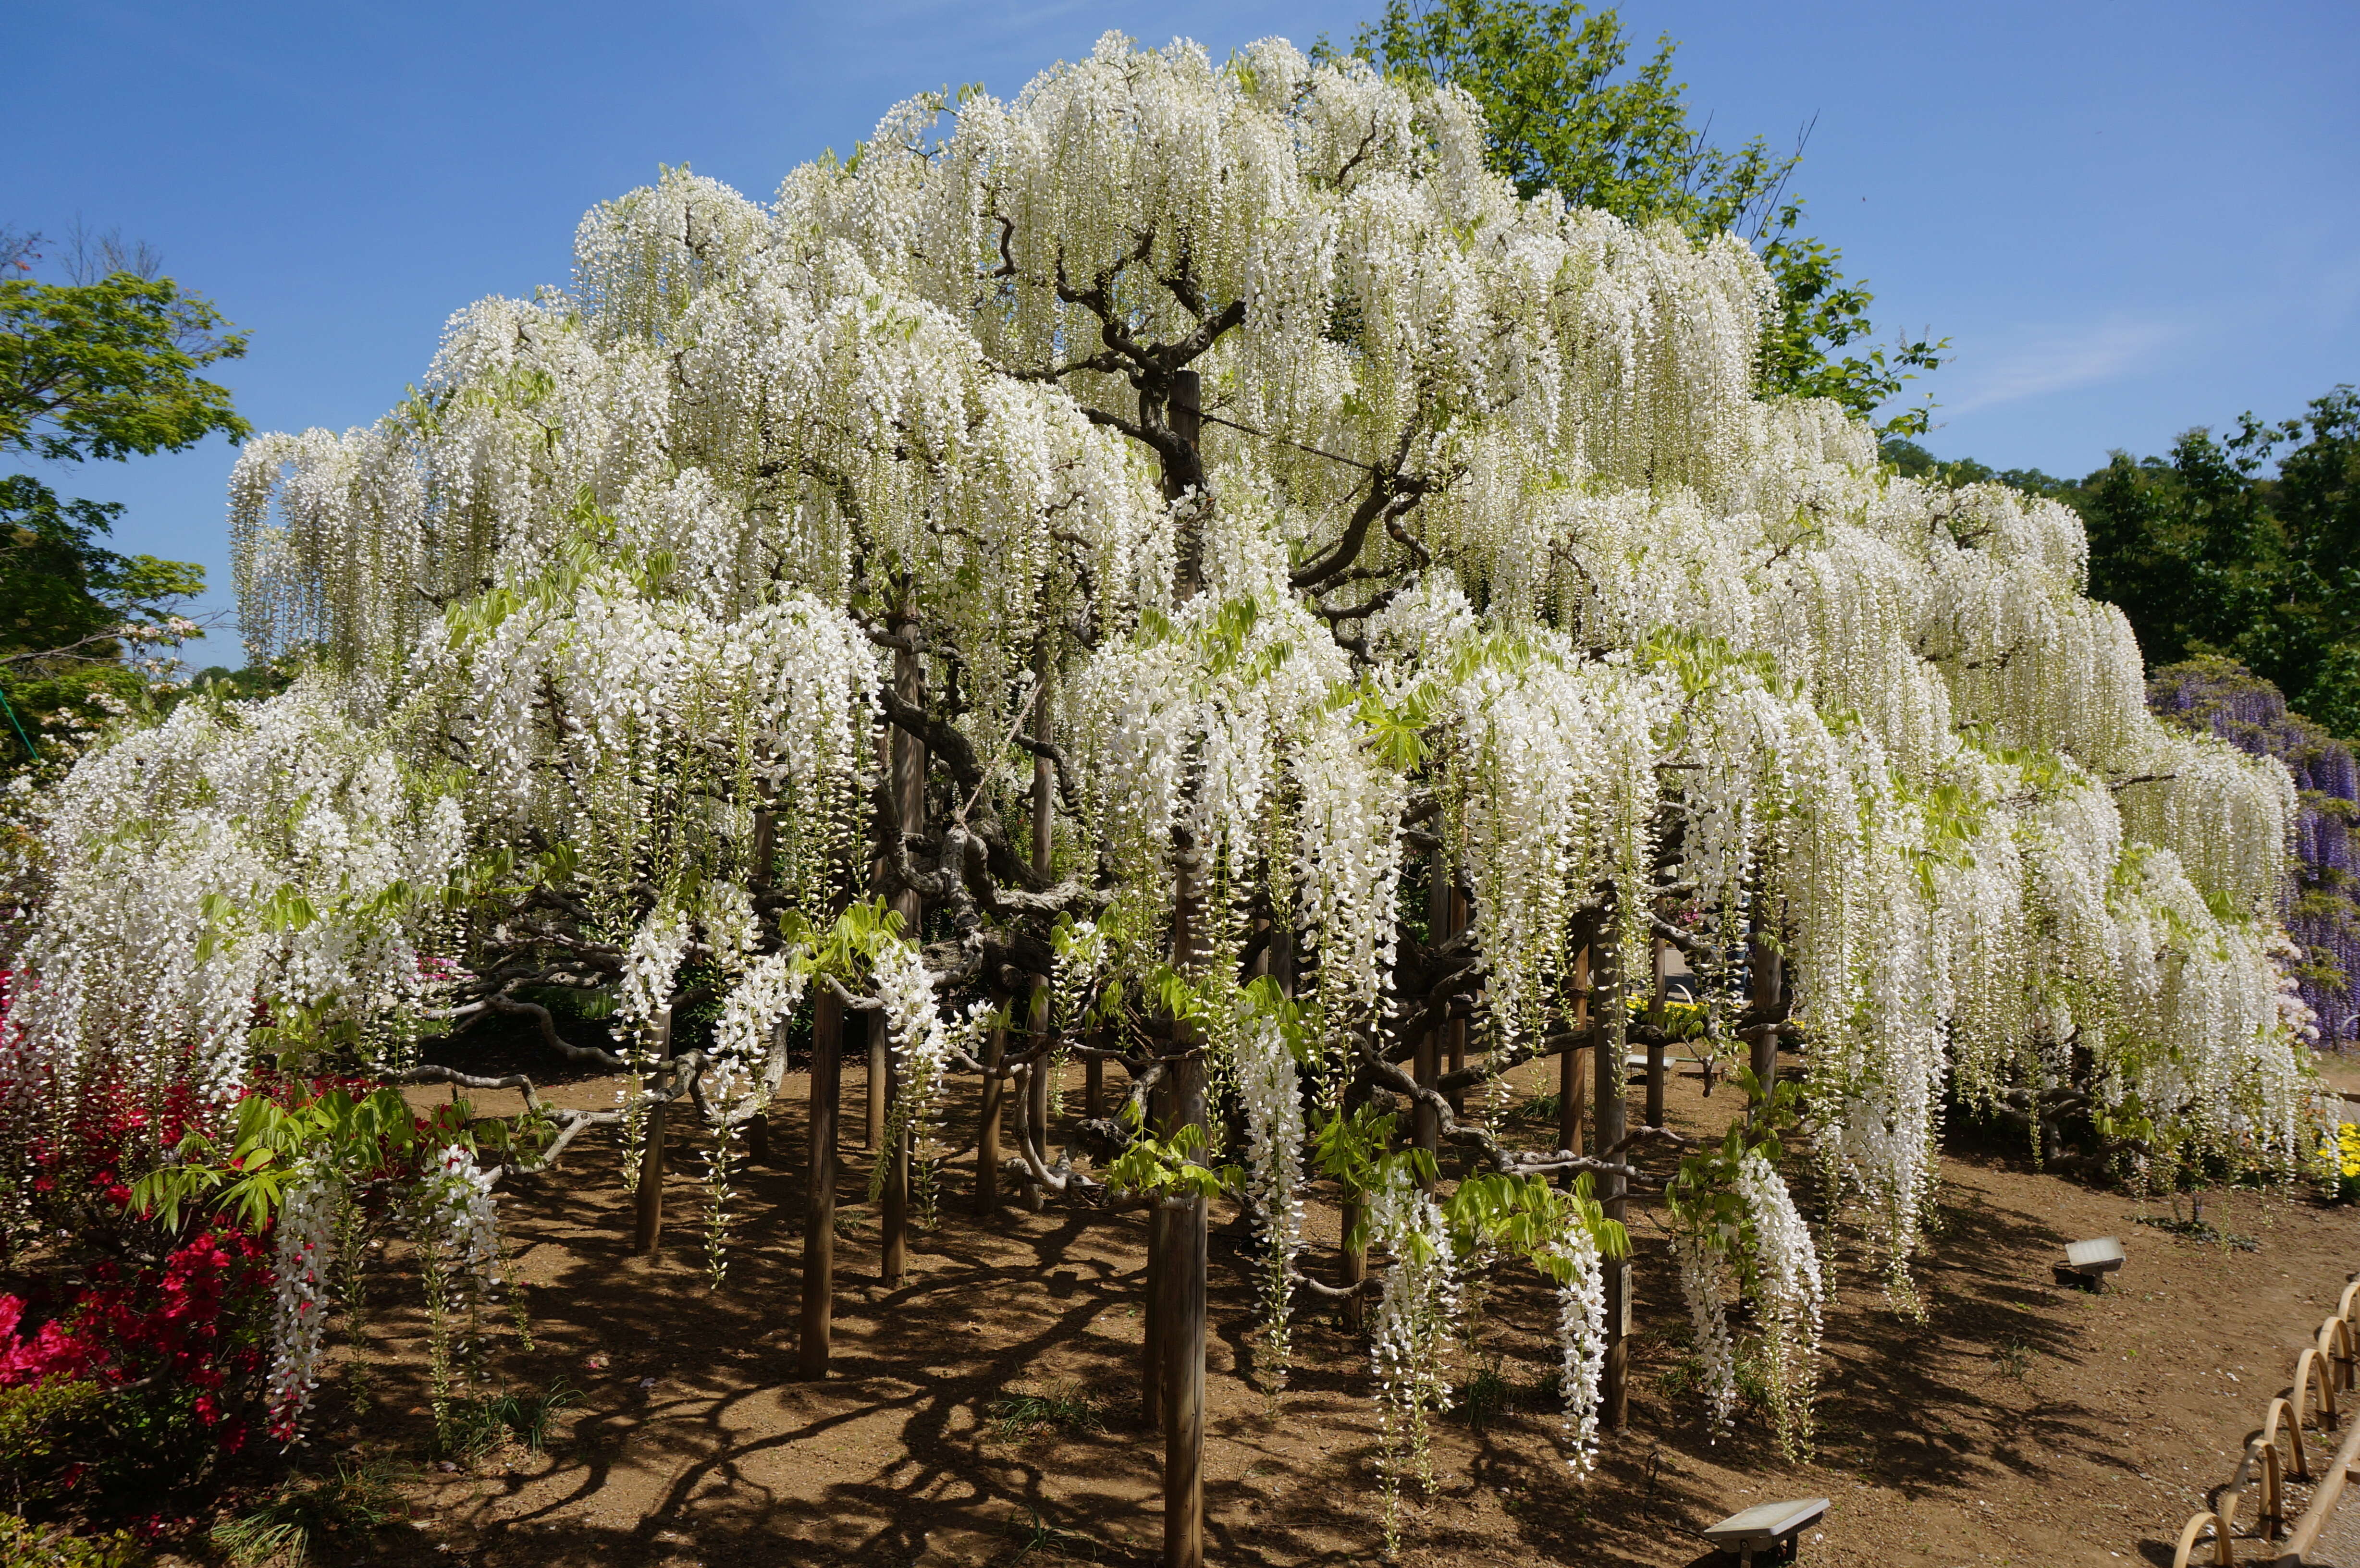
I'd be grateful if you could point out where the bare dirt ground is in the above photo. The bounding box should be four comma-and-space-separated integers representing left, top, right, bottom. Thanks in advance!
292, 1032, 2360, 1568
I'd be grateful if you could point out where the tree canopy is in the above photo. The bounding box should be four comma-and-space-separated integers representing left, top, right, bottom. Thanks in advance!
0, 266, 247, 465
0, 227, 238, 760
1348, 0, 1944, 433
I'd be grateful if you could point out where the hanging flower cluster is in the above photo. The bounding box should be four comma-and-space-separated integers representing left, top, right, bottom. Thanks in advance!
263, 1168, 340, 1442
1676, 1233, 1739, 1433
1235, 1002, 1307, 1389
412, 1142, 504, 1430
1364, 1160, 1458, 1552
1545, 1222, 1609, 1478
870, 941, 989, 1226
1667, 1119, 1827, 1457
1734, 1150, 1825, 1457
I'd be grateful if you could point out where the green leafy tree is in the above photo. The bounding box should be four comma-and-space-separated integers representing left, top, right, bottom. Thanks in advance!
1347, 0, 1944, 433
0, 226, 246, 761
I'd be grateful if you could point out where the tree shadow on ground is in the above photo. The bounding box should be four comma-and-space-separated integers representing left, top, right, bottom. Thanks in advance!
337, 1038, 2234, 1568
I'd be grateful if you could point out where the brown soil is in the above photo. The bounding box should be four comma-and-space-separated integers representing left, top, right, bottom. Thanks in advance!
290, 1034, 2360, 1568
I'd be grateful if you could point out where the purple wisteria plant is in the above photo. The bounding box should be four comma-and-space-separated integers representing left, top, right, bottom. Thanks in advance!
2152, 656, 2360, 1043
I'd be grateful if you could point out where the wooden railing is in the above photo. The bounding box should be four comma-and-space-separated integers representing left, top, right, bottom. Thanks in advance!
2171, 1276, 2360, 1566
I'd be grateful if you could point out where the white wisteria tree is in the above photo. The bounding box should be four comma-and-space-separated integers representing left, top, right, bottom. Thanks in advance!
2, 33, 2318, 1565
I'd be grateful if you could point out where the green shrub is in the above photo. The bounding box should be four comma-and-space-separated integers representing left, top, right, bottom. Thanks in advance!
983, 1383, 1105, 1443
0, 1514, 145, 1568
436, 1380, 581, 1464
0, 1382, 105, 1511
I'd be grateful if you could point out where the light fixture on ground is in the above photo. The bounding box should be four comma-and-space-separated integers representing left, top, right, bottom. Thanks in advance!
2056, 1237, 2126, 1290
1701, 1495, 1827, 1565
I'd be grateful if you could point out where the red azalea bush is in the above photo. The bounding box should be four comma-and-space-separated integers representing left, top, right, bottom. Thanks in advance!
0, 975, 302, 1516
0, 1222, 272, 1509
0, 965, 523, 1531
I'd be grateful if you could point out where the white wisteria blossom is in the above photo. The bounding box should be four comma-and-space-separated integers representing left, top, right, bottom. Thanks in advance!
1736, 1149, 1826, 1456
264, 1168, 342, 1441
1236, 1009, 1307, 1387
1545, 1222, 1609, 1479
1364, 1160, 1459, 1546
1676, 1234, 1739, 1435
411, 1143, 505, 1427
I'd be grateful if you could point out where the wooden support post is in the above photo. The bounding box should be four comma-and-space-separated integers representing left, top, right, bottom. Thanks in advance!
1414, 849, 1446, 1173
1016, 650, 1055, 1200
1445, 885, 1468, 1118
976, 1018, 1005, 1217
1146, 365, 1209, 1567
1158, 1046, 1208, 1568
1340, 1191, 1368, 1333
631, 1006, 673, 1256
1747, 919, 1783, 1102
750, 806, 776, 889
1646, 929, 1668, 1129
1028, 980, 1052, 1145
1593, 931, 1629, 1429
1161, 1190, 1207, 1568
866, 1027, 886, 1151
746, 1114, 770, 1168
1560, 945, 1590, 1174
1084, 1054, 1105, 1121
1143, 1043, 1207, 1425
799, 989, 843, 1378
879, 624, 925, 1282
1144, 1187, 1168, 1425
882, 1037, 910, 1285
1149, 762, 1211, 1427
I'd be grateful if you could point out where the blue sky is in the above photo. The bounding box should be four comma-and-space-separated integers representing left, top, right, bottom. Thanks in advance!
7, 0, 2356, 655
